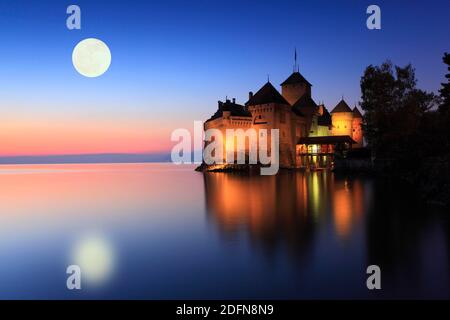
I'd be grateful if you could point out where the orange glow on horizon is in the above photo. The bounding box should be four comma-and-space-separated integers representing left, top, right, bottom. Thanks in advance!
0, 118, 176, 156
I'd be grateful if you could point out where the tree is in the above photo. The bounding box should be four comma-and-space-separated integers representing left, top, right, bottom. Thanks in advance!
359, 61, 436, 158
438, 53, 450, 114
358, 56, 450, 206
359, 61, 396, 153
438, 52, 450, 152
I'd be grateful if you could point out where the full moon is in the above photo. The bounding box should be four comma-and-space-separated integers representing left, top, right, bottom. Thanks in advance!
72, 38, 111, 77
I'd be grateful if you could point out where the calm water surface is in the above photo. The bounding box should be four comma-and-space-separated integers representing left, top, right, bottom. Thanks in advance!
0, 163, 448, 299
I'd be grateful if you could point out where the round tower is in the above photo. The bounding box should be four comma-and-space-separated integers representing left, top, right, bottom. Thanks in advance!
330, 99, 353, 137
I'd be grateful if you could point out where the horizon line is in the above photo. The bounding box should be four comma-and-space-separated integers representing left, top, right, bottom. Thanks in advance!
0, 152, 173, 165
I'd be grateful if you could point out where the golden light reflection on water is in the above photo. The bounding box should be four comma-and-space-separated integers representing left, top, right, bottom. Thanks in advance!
0, 163, 446, 298
0, 164, 366, 243
310, 173, 320, 217
332, 179, 364, 238
204, 171, 368, 244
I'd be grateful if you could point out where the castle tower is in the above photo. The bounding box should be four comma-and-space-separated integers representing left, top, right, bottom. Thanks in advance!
330, 99, 353, 137
280, 71, 312, 105
246, 81, 295, 168
352, 106, 363, 148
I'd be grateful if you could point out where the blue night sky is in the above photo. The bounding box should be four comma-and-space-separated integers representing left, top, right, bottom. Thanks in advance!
0, 0, 449, 155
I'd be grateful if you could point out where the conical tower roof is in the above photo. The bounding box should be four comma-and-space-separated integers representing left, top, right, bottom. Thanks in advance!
246, 82, 289, 106
280, 71, 312, 87
353, 106, 363, 118
331, 99, 352, 113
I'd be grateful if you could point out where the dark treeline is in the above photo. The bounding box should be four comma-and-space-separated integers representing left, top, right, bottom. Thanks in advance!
360, 53, 450, 206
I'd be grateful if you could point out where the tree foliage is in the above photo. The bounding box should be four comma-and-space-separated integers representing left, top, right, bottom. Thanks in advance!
439, 52, 450, 114
359, 54, 450, 206
360, 61, 438, 159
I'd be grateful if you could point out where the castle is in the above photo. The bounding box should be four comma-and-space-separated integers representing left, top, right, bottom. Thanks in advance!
204, 66, 363, 169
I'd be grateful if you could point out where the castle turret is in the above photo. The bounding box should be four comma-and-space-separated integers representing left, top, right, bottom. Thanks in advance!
330, 99, 353, 137
280, 71, 312, 105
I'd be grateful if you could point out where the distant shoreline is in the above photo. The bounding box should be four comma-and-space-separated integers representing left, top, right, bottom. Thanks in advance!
0, 153, 172, 165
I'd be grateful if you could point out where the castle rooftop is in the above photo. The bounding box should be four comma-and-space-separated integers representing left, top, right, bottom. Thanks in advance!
280, 71, 312, 87
246, 82, 289, 106
206, 99, 251, 123
353, 106, 363, 118
331, 99, 352, 113
292, 95, 318, 117
318, 107, 332, 126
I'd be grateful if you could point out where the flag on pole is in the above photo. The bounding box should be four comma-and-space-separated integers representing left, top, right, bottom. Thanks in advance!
294, 48, 298, 72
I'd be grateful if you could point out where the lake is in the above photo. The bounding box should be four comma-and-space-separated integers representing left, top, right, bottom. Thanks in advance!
0, 163, 448, 299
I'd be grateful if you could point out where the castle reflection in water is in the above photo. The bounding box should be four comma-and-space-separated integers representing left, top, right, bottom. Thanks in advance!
202, 170, 450, 298
204, 171, 367, 243
0, 164, 448, 298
